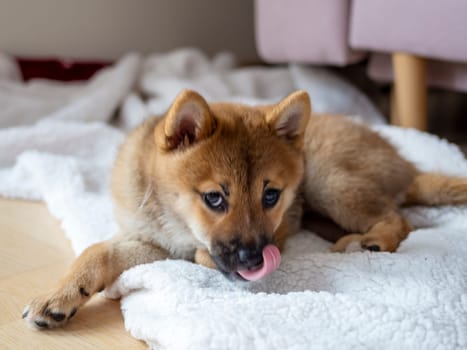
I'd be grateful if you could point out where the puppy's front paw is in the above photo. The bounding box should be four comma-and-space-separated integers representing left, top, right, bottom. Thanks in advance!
23, 287, 86, 329
331, 233, 398, 253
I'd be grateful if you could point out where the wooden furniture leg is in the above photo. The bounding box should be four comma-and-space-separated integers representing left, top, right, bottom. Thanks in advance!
391, 52, 428, 131
390, 87, 399, 126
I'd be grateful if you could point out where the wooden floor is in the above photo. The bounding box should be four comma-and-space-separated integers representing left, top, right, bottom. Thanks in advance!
0, 198, 147, 350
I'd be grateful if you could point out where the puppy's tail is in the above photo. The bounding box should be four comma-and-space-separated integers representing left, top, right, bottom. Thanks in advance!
404, 172, 467, 206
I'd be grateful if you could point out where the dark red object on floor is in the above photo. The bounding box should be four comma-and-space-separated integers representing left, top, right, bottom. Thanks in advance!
15, 57, 113, 82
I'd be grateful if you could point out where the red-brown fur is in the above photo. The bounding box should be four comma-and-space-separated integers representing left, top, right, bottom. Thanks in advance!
23, 90, 467, 329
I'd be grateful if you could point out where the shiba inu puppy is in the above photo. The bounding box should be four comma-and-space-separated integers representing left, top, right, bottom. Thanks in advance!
23, 90, 467, 329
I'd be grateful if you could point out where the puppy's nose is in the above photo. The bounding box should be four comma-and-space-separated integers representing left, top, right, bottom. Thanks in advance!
237, 247, 263, 269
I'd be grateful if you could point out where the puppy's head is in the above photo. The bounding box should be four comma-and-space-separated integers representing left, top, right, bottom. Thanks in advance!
154, 90, 310, 278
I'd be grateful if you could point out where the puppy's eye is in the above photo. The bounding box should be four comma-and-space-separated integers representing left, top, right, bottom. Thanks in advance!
203, 192, 227, 212
263, 188, 281, 209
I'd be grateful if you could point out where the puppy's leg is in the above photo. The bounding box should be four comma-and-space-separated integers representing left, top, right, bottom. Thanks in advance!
23, 238, 168, 329
306, 174, 412, 253
331, 210, 412, 253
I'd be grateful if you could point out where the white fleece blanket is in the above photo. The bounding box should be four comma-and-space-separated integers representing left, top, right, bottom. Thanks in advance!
1, 49, 466, 349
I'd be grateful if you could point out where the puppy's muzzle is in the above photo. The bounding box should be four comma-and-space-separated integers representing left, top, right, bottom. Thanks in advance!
210, 238, 269, 278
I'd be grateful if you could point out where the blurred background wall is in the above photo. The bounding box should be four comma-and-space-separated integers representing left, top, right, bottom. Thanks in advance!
0, 0, 258, 62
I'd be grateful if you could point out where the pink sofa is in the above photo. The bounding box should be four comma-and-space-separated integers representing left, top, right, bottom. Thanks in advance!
255, 0, 364, 66
255, 0, 467, 130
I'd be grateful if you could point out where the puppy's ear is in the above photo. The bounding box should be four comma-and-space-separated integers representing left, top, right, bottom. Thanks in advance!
266, 90, 311, 149
157, 90, 216, 151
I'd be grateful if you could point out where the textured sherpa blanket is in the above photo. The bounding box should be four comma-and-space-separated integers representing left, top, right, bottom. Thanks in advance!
1, 49, 466, 350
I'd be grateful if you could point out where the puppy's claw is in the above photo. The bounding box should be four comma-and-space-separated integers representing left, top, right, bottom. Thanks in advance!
68, 308, 77, 320
363, 244, 381, 252
34, 320, 49, 329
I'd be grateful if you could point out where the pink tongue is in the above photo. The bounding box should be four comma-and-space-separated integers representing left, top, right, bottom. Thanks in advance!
237, 244, 281, 281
